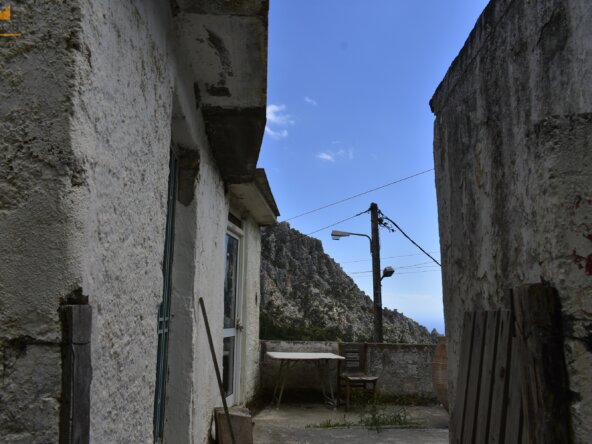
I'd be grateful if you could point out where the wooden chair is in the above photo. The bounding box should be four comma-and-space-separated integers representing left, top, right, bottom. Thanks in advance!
337, 343, 378, 411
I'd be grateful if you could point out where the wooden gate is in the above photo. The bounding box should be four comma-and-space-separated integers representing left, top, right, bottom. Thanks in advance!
450, 283, 573, 444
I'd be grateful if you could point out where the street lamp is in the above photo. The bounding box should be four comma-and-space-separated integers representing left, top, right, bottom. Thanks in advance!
381, 266, 395, 280
331, 230, 371, 245
330, 204, 394, 343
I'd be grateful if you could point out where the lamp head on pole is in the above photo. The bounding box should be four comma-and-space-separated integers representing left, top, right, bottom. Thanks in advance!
381, 266, 395, 279
331, 230, 352, 240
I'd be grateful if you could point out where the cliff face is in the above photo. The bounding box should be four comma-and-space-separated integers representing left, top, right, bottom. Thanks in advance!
260, 222, 437, 343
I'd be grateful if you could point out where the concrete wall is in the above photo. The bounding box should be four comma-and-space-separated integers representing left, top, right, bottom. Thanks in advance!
0, 1, 270, 443
72, 1, 175, 441
239, 217, 265, 403
260, 341, 437, 399
431, 0, 592, 441
0, 1, 85, 441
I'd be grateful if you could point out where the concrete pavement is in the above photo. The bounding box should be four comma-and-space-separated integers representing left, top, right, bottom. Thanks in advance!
252, 402, 449, 444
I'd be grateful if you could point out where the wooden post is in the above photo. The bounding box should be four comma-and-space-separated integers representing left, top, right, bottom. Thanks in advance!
512, 284, 572, 444
60, 305, 92, 444
370, 202, 383, 343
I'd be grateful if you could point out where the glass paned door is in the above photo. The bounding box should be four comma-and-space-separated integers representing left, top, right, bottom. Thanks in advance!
222, 336, 235, 397
223, 233, 240, 403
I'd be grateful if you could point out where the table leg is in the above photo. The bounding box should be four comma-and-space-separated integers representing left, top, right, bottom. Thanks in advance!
318, 359, 338, 408
272, 360, 286, 408
273, 360, 298, 409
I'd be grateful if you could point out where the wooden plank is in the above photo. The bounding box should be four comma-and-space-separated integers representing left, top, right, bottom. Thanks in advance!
504, 338, 523, 444
512, 284, 572, 444
59, 305, 92, 444
487, 310, 513, 444
67, 305, 92, 344
474, 311, 500, 443
450, 311, 475, 444
71, 343, 92, 442
461, 311, 487, 444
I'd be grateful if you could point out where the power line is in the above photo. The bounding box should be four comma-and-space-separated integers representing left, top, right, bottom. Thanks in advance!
347, 265, 440, 275
284, 168, 434, 222
340, 251, 440, 264
352, 269, 441, 277
346, 261, 438, 274
379, 212, 441, 267
393, 269, 442, 275
397, 261, 437, 269
306, 210, 368, 236
285, 209, 368, 243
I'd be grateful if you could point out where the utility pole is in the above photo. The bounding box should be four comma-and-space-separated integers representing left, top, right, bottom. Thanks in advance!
370, 202, 383, 343
331, 202, 392, 343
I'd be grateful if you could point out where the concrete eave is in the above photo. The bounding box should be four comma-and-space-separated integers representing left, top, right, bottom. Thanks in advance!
229, 169, 279, 226
174, 0, 268, 183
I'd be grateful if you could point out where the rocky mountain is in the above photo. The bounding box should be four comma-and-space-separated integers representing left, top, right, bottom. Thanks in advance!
260, 222, 438, 344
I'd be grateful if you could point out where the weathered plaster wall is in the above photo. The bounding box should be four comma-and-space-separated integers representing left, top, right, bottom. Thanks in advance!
71, 1, 175, 441
190, 150, 228, 444
431, 0, 592, 440
165, 196, 197, 444
2, 0, 268, 442
239, 218, 263, 403
0, 1, 84, 441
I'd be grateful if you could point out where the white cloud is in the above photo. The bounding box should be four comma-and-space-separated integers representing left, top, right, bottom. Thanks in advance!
266, 104, 294, 126
316, 152, 335, 162
304, 96, 318, 106
265, 126, 289, 140
265, 104, 294, 141
316, 148, 354, 162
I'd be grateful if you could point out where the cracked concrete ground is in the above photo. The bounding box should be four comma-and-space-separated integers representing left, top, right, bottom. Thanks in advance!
252, 403, 449, 444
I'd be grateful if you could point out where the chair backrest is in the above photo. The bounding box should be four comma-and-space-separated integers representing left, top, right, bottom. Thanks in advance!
338, 343, 367, 375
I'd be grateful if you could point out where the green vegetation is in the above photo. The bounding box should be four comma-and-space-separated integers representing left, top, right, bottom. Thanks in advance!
306, 398, 419, 432
371, 393, 439, 406
358, 404, 415, 432
306, 417, 353, 429
259, 311, 354, 342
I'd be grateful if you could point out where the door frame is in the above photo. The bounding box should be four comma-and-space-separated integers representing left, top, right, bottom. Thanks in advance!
223, 222, 244, 406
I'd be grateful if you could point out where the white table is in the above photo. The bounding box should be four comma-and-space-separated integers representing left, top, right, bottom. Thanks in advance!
266, 352, 345, 408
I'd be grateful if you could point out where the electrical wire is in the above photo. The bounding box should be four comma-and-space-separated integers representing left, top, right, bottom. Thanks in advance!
352, 269, 441, 277
306, 210, 369, 236
285, 209, 369, 243
346, 261, 438, 274
340, 252, 440, 264
347, 266, 440, 275
284, 168, 434, 222
380, 213, 441, 267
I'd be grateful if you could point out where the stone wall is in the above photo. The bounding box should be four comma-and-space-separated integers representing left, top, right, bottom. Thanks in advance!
260, 341, 437, 399
367, 343, 437, 399
431, 0, 592, 441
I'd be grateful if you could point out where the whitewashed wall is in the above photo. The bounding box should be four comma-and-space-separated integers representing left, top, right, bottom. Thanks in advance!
1, 1, 268, 443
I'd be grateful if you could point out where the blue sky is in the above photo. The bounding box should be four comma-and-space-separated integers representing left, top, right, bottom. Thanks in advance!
258, 1, 490, 334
